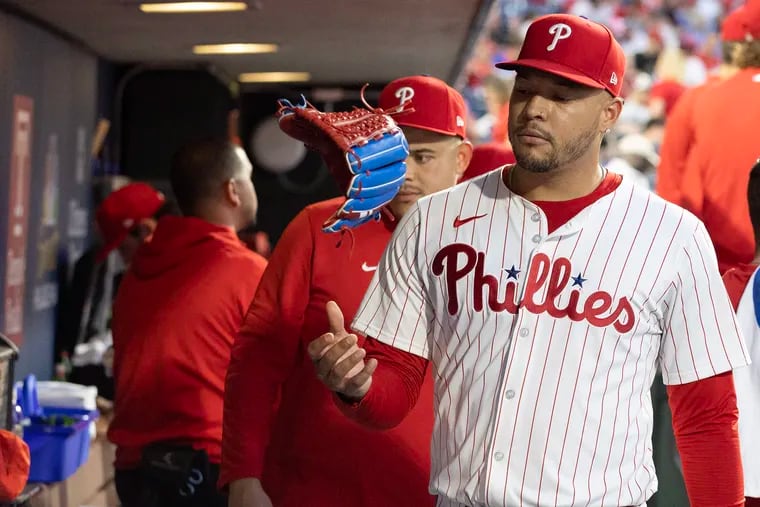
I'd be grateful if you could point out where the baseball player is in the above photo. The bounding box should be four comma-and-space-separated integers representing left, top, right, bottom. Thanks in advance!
221, 76, 473, 507
656, 5, 747, 209
723, 158, 760, 507
310, 14, 749, 507
671, 1, 760, 273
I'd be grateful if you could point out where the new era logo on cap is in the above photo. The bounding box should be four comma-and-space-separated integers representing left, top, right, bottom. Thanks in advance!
496, 14, 626, 97
379, 75, 467, 138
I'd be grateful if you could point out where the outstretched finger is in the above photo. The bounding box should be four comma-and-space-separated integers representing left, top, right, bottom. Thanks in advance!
326, 301, 346, 336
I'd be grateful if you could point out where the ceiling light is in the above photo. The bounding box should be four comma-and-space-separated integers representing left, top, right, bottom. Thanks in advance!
239, 72, 311, 83
193, 43, 278, 55
140, 2, 248, 13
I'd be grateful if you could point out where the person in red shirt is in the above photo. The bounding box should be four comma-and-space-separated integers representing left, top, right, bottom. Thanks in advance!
723, 158, 760, 507
108, 138, 267, 507
221, 75, 473, 507
656, 5, 747, 208
675, 3, 760, 273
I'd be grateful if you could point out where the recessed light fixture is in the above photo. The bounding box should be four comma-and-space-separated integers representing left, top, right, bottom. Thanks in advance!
193, 43, 278, 55
239, 72, 311, 83
140, 2, 248, 13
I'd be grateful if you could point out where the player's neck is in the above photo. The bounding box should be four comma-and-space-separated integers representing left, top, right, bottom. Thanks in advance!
508, 154, 605, 202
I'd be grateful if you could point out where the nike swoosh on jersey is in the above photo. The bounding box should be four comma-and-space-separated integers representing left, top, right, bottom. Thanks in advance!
361, 262, 377, 272
453, 213, 487, 228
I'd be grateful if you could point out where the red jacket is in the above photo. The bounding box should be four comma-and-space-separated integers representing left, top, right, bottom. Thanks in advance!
221, 198, 435, 507
683, 68, 760, 273
108, 215, 266, 469
656, 75, 721, 207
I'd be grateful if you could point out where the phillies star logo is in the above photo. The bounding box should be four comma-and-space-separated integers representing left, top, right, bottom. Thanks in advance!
431, 244, 635, 333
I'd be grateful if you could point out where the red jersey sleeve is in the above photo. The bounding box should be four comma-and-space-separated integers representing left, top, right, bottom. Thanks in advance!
667, 371, 744, 507
220, 209, 316, 487
336, 337, 429, 430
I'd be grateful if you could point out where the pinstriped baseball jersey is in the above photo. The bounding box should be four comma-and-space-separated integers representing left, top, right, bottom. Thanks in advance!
352, 167, 749, 507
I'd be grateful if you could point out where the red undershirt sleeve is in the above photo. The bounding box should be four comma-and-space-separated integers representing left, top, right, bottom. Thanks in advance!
667, 371, 744, 507
335, 336, 429, 430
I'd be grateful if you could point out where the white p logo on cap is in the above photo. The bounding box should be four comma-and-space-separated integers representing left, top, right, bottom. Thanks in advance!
395, 86, 415, 106
547, 23, 572, 51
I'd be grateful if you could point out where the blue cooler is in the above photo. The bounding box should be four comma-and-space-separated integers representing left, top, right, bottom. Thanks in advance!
16, 376, 99, 483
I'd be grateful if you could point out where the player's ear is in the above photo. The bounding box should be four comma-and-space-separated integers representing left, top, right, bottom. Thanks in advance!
599, 95, 624, 133
456, 140, 474, 181
224, 178, 242, 207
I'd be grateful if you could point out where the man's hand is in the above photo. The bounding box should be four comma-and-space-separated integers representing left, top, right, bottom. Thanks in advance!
228, 478, 272, 507
307, 301, 378, 401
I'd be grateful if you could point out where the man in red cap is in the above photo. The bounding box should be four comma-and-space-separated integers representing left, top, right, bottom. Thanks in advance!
310, 14, 747, 507
656, 5, 748, 210
668, 1, 760, 274
108, 138, 267, 507
221, 75, 472, 507
56, 182, 171, 399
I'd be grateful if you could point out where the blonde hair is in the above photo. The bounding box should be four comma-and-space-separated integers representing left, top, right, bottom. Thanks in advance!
735, 40, 760, 69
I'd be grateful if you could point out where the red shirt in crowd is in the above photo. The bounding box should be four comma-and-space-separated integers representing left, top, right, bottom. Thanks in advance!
221, 198, 435, 507
108, 215, 267, 469
682, 68, 760, 273
656, 74, 721, 207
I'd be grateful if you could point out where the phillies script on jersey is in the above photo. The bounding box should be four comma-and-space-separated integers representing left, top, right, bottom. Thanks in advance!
353, 168, 748, 507
432, 248, 634, 333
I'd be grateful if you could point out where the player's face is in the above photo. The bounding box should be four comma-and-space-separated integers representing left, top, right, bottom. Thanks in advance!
388, 127, 471, 219
507, 68, 621, 174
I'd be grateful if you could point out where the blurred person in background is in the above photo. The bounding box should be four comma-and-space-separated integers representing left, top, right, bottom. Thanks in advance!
108, 138, 267, 507
656, 4, 747, 207
674, 2, 760, 273
57, 182, 172, 402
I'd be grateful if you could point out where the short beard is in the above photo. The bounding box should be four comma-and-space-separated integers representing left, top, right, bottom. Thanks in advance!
510, 123, 600, 174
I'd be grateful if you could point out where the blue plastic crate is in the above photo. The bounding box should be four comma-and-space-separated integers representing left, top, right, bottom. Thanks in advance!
22, 406, 99, 483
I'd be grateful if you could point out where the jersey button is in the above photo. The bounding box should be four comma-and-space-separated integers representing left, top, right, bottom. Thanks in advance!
494, 451, 505, 461
519, 328, 529, 337
505, 389, 516, 399
531, 212, 540, 222
532, 234, 541, 243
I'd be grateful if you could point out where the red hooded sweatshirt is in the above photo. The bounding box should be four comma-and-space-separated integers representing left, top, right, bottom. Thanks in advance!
108, 215, 267, 469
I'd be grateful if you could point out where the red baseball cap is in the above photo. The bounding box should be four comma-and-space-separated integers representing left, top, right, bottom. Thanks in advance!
744, 0, 760, 40
461, 142, 516, 182
721, 6, 748, 42
0, 430, 30, 501
496, 14, 626, 97
95, 182, 165, 262
379, 75, 467, 138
